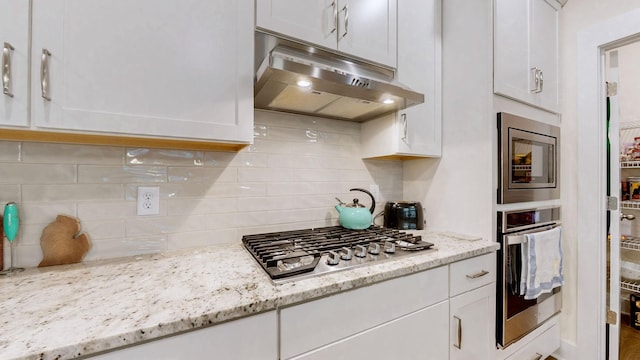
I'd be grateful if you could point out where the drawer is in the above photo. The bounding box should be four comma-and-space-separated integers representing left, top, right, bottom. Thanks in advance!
505, 321, 560, 360
280, 265, 449, 359
450, 252, 496, 296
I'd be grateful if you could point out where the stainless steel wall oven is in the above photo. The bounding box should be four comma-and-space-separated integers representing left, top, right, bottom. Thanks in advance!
496, 206, 562, 348
498, 112, 560, 204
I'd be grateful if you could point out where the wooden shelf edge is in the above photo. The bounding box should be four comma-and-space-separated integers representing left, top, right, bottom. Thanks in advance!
0, 129, 249, 152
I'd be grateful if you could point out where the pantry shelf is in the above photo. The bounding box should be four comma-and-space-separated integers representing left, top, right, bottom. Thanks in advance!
621, 161, 640, 168
621, 278, 640, 293
621, 201, 640, 210
621, 236, 640, 252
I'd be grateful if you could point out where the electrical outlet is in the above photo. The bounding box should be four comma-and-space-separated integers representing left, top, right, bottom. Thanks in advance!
137, 186, 160, 215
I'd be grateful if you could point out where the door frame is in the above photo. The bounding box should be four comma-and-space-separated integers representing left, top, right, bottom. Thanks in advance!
577, 8, 640, 360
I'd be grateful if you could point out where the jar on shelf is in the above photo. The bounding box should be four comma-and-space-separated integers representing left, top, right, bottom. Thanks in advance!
629, 177, 640, 201
622, 180, 631, 201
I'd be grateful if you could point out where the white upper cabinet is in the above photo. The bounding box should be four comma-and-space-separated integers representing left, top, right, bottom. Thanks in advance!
494, 0, 560, 113
0, 0, 29, 127
256, 0, 397, 67
361, 0, 441, 159
29, 0, 254, 143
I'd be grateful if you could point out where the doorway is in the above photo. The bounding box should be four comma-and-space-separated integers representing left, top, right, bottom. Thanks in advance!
607, 43, 640, 360
577, 8, 640, 360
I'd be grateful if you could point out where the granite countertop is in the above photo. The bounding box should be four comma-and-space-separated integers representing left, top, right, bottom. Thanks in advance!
0, 230, 499, 360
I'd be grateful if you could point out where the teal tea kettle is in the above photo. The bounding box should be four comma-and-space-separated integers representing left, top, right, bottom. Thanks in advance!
335, 188, 376, 230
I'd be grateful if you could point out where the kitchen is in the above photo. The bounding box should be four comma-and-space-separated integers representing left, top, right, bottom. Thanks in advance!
0, 0, 638, 359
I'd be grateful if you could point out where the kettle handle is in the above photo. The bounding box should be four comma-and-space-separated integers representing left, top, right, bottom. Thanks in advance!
349, 188, 376, 215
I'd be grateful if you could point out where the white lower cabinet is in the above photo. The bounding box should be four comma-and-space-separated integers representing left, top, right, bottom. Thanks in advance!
450, 284, 496, 360
88, 311, 277, 360
280, 266, 449, 360
449, 253, 497, 360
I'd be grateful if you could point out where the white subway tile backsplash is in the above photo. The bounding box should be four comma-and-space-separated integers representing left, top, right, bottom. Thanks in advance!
168, 197, 238, 216
3, 111, 404, 269
125, 215, 205, 237
21, 142, 124, 164
22, 184, 125, 202
126, 148, 205, 166
0, 163, 76, 184
0, 140, 21, 161
79, 165, 167, 183
19, 203, 77, 224
168, 166, 237, 183
84, 219, 126, 240
78, 201, 136, 220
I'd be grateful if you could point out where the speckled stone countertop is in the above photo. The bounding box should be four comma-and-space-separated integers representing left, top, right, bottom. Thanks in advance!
0, 230, 499, 360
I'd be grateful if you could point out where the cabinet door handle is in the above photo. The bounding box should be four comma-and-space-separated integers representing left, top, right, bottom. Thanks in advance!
401, 113, 408, 144
330, 1, 338, 34
530, 67, 539, 93
538, 70, 544, 92
453, 315, 462, 349
466, 269, 490, 279
40, 49, 52, 101
2, 42, 14, 98
532, 353, 543, 360
341, 4, 349, 38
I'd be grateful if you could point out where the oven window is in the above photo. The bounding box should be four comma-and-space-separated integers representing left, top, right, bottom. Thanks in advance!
511, 138, 554, 184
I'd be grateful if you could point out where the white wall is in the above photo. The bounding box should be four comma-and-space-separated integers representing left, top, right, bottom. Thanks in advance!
560, 0, 640, 349
0, 110, 403, 268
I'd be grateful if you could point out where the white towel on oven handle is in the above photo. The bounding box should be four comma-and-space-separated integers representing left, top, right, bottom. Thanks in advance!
520, 226, 563, 300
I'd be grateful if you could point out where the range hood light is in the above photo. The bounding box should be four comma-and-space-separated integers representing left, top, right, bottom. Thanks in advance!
297, 79, 312, 87
383, 98, 394, 105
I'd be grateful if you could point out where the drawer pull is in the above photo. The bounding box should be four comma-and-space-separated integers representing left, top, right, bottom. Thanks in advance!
466, 269, 489, 279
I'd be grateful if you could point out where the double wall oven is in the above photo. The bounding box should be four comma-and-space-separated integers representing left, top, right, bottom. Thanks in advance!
496, 113, 562, 349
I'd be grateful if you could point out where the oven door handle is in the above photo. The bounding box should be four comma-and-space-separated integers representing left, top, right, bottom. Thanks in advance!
505, 224, 560, 245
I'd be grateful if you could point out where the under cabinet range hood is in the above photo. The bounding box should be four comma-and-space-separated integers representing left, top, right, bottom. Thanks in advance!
254, 36, 424, 122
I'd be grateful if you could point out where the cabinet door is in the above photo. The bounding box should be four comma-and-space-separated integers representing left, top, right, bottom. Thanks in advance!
529, 0, 559, 112
31, 0, 253, 143
336, 0, 397, 67
0, 0, 29, 127
89, 311, 277, 360
256, 0, 337, 50
450, 284, 495, 360
290, 301, 449, 360
493, 0, 559, 113
360, 0, 440, 159
396, 0, 441, 157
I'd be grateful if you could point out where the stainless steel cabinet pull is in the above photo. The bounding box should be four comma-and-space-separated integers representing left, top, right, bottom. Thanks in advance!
532, 353, 543, 360
331, 1, 338, 34
466, 269, 489, 279
341, 4, 349, 38
40, 49, 51, 101
531, 67, 543, 93
2, 42, 14, 98
453, 316, 462, 349
401, 113, 408, 144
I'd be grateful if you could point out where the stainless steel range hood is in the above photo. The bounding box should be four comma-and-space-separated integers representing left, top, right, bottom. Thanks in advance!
254, 35, 424, 122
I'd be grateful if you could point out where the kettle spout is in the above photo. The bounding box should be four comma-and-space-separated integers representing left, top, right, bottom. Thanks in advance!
334, 204, 343, 214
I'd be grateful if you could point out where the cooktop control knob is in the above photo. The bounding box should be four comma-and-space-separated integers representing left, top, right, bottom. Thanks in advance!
355, 244, 367, 258
340, 247, 353, 260
326, 251, 340, 265
368, 243, 380, 255
384, 241, 396, 254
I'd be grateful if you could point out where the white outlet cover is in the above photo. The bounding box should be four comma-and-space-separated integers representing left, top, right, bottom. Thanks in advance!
137, 186, 160, 215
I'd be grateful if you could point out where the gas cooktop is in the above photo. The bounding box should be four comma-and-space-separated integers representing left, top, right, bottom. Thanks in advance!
242, 226, 435, 283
